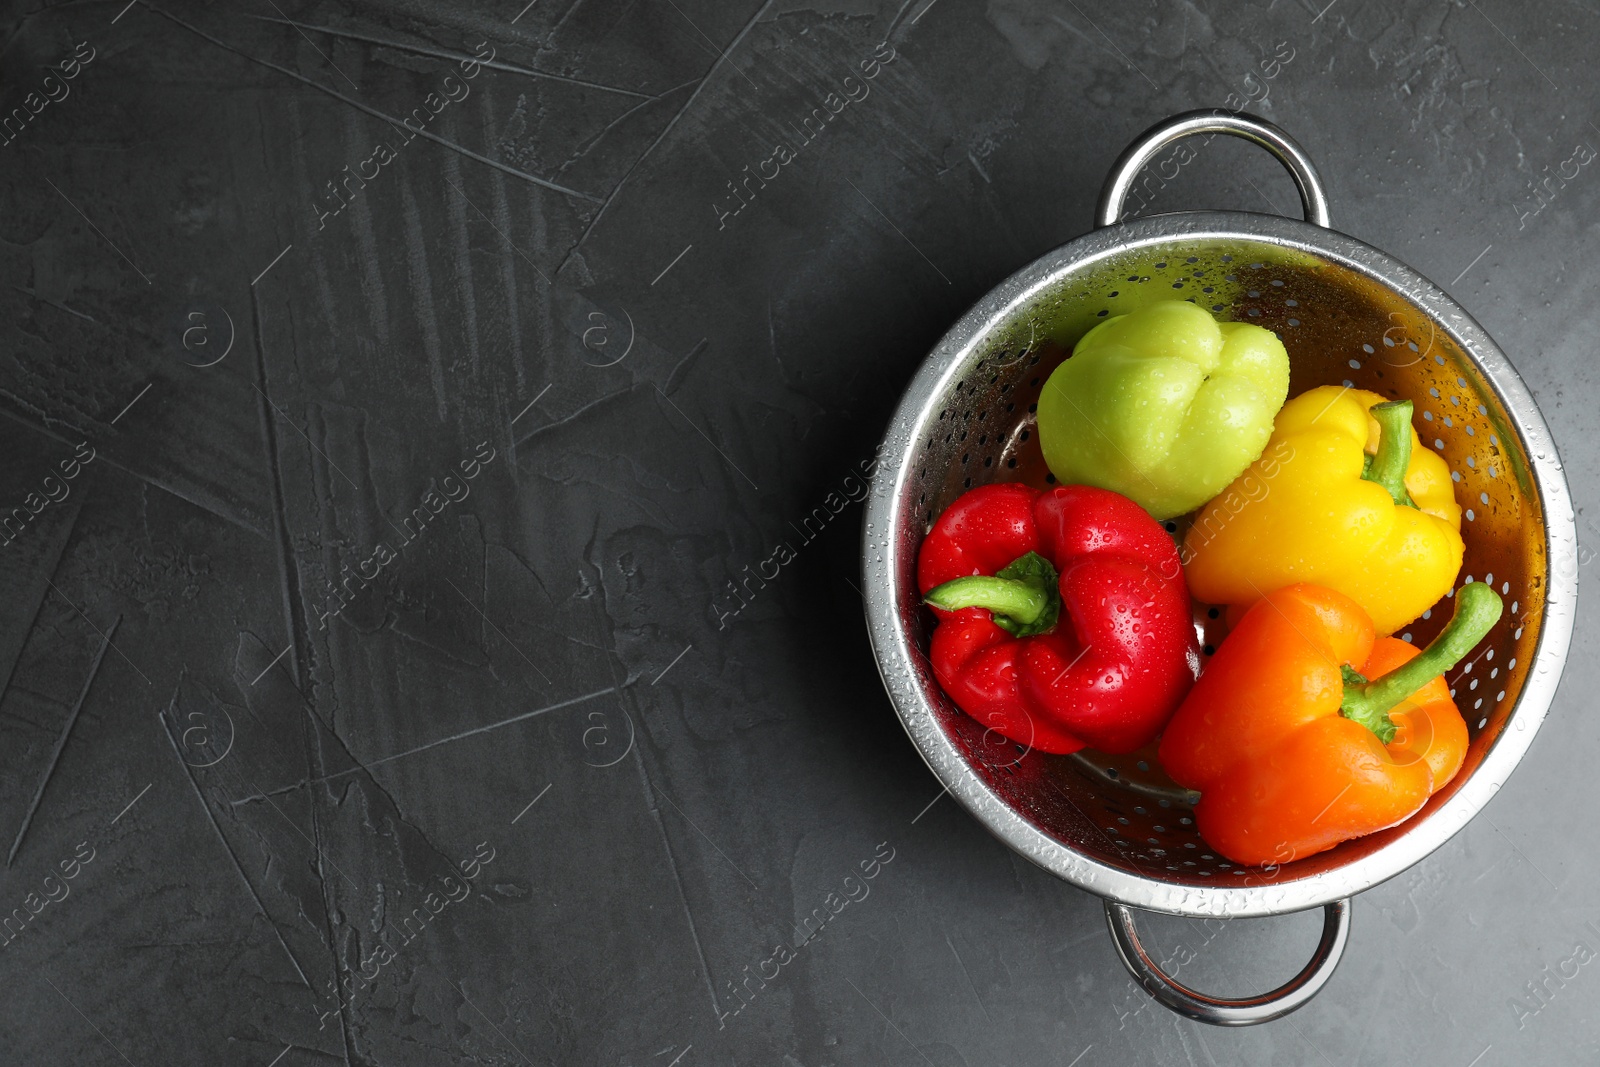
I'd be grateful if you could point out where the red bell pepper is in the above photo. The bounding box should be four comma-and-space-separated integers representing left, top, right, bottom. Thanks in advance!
918, 483, 1199, 754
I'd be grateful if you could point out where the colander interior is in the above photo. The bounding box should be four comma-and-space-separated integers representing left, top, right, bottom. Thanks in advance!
885, 219, 1556, 902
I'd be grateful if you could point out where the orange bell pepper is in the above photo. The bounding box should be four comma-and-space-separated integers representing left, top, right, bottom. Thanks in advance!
1158, 582, 1500, 866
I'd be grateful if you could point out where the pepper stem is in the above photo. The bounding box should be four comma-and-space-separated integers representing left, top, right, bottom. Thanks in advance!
1340, 583, 1504, 743
1363, 400, 1417, 507
924, 551, 1061, 638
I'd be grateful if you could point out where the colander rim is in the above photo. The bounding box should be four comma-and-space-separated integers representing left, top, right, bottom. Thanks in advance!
862, 207, 1578, 917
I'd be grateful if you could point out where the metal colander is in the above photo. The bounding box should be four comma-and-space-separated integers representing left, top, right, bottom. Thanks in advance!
862, 111, 1577, 1025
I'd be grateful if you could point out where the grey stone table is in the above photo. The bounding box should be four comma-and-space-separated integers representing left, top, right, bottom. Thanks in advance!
1, 0, 1595, 1064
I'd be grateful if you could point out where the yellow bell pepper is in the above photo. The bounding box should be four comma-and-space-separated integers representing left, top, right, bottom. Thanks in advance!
1183, 386, 1464, 635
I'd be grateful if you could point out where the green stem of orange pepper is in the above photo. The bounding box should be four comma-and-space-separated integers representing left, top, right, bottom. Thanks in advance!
1340, 582, 1503, 742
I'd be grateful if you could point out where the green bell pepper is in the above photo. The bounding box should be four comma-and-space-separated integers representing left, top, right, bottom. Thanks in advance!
1037, 301, 1289, 520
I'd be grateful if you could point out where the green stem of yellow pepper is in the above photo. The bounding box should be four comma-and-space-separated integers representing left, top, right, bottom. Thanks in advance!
1364, 400, 1417, 507
1340, 582, 1504, 743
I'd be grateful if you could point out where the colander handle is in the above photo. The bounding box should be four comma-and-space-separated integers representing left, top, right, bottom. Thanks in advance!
1095, 108, 1331, 229
1104, 897, 1351, 1026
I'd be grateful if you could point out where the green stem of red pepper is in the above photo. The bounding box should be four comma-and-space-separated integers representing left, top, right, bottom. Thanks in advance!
1340, 582, 1504, 742
923, 551, 1062, 638
1363, 400, 1417, 508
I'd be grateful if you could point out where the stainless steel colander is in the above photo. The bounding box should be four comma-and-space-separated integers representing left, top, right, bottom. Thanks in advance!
862, 110, 1578, 1026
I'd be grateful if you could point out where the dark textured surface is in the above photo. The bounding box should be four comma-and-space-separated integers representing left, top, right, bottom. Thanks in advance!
1, 1, 1596, 1064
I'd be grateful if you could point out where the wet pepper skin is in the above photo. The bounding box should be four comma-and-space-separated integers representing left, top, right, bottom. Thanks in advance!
1183, 385, 1464, 635
917, 483, 1199, 755
1158, 583, 1482, 866
1036, 301, 1290, 521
